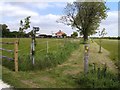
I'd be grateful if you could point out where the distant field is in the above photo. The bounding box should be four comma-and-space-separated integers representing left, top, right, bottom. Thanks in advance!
2, 38, 80, 71
94, 39, 119, 62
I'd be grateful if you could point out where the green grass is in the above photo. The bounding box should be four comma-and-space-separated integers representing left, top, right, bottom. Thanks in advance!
94, 39, 119, 61
2, 40, 83, 88
75, 40, 119, 88
2, 38, 80, 71
2, 38, 119, 88
77, 66, 120, 88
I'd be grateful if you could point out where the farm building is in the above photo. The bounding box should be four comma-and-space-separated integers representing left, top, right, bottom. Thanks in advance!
55, 30, 66, 38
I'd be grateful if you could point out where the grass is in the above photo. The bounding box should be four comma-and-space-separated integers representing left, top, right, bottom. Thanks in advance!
2, 38, 80, 71
94, 39, 119, 61
1, 38, 119, 88
94, 39, 120, 73
77, 40, 120, 88
77, 67, 120, 88
2, 42, 83, 88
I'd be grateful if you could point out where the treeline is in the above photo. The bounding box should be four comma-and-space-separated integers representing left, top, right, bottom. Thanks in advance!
0, 24, 79, 38
0, 24, 31, 38
91, 37, 120, 40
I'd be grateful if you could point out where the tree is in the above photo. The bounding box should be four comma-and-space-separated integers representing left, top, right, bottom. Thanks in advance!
98, 28, 107, 53
57, 1, 108, 42
0, 24, 10, 37
71, 31, 78, 38
62, 33, 67, 38
19, 16, 31, 37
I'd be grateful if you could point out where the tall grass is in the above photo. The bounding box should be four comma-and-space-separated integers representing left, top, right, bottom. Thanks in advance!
77, 64, 120, 88
94, 39, 120, 79
2, 38, 80, 71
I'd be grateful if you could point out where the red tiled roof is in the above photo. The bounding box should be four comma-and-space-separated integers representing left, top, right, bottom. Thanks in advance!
55, 30, 65, 36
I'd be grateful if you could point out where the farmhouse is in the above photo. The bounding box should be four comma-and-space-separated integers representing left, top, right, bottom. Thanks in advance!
55, 30, 66, 38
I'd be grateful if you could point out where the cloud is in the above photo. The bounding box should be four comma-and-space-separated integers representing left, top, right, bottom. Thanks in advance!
93, 11, 118, 37
0, 2, 118, 37
0, 3, 39, 17
101, 11, 118, 25
30, 14, 74, 35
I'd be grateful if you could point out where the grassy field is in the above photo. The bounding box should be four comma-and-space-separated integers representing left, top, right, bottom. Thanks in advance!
94, 39, 119, 61
2, 38, 80, 71
1, 38, 120, 88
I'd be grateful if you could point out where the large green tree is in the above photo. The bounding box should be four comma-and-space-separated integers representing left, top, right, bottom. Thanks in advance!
0, 24, 10, 37
58, 1, 108, 42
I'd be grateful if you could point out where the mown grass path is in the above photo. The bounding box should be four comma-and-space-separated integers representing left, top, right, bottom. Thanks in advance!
89, 42, 118, 74
2, 42, 118, 88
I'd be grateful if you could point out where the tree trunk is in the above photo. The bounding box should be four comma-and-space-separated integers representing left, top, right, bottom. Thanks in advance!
99, 38, 102, 53
83, 34, 88, 43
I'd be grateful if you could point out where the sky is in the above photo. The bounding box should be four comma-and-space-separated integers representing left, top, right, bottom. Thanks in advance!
0, 0, 119, 37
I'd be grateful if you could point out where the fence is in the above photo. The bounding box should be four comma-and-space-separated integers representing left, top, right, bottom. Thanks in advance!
36, 39, 68, 54
0, 40, 18, 72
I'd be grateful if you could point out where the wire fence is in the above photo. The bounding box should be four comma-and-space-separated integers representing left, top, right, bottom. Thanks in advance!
35, 40, 67, 54
1, 39, 79, 57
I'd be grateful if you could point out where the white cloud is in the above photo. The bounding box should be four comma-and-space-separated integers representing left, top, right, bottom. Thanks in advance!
0, 2, 39, 17
0, 2, 118, 37
93, 11, 118, 37
34, 2, 53, 9
100, 11, 117, 26
30, 14, 73, 35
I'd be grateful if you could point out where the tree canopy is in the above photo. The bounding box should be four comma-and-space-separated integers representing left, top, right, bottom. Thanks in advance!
0, 24, 10, 37
58, 1, 109, 42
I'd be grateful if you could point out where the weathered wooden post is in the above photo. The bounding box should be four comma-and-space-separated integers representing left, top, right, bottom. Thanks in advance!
30, 27, 39, 65
84, 44, 89, 75
14, 40, 18, 72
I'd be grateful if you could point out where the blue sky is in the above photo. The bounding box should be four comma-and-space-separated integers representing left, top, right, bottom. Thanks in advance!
0, 0, 118, 37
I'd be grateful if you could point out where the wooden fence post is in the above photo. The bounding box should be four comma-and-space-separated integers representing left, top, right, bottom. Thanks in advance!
14, 40, 18, 72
